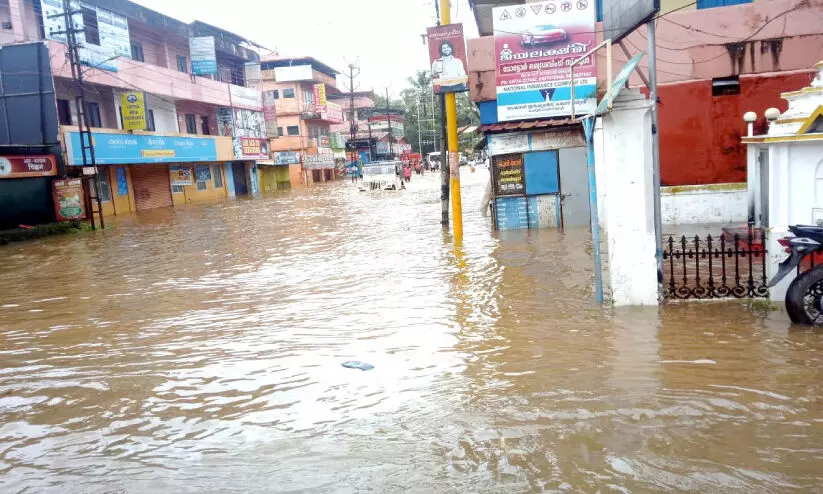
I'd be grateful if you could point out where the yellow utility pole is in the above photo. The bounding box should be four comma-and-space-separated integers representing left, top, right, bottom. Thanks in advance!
440, 1, 463, 242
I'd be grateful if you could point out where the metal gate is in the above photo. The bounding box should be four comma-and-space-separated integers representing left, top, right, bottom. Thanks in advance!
662, 231, 768, 299
130, 164, 172, 211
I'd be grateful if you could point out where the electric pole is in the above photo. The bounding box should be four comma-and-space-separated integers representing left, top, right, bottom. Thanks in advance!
440, 0, 462, 240
434, 0, 449, 227
343, 61, 361, 168
385, 87, 393, 160
55, 0, 104, 229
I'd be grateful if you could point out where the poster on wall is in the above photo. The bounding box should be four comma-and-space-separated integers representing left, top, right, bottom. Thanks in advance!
40, 0, 130, 72
426, 23, 469, 94
263, 90, 279, 138
189, 37, 217, 75
492, 0, 596, 121
52, 178, 86, 221
120, 91, 146, 130
492, 153, 525, 196
169, 166, 193, 186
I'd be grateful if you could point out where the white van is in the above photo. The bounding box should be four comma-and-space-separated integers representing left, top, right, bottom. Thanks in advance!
359, 161, 402, 191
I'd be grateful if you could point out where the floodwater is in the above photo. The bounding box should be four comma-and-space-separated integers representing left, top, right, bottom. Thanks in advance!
1, 169, 822, 493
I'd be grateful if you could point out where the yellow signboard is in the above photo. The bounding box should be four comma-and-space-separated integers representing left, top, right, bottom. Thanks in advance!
141, 149, 175, 158
313, 83, 327, 113
121, 91, 146, 130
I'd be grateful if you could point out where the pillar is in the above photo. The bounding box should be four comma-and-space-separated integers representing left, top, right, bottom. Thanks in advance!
597, 89, 658, 306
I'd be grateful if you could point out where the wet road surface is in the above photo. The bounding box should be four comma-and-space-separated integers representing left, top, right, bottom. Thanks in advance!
1, 170, 822, 492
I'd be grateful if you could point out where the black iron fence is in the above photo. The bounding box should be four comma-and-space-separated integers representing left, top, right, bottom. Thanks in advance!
662, 231, 768, 299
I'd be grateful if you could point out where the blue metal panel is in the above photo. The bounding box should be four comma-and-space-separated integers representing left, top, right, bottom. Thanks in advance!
478, 100, 498, 125
495, 196, 529, 230
524, 151, 559, 195
225, 162, 235, 197
697, 0, 751, 8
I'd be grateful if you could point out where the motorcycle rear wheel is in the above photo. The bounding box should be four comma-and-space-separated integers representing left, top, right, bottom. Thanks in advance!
785, 265, 823, 325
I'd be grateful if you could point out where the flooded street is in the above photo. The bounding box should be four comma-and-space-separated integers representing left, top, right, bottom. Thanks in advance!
1, 169, 822, 492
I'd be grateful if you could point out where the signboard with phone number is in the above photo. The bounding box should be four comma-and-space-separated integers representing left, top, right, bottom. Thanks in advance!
492, 153, 526, 196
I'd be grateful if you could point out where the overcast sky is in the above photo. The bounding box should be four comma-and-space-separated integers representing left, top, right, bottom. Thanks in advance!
132, 0, 479, 97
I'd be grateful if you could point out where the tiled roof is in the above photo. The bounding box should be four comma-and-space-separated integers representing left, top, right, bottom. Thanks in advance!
477, 118, 577, 133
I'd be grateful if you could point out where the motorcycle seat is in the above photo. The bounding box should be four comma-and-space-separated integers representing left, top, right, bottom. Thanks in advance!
790, 225, 823, 237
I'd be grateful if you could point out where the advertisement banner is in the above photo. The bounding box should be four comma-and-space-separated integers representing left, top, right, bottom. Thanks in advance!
313, 83, 327, 113
41, 0, 130, 72
273, 151, 300, 165
169, 165, 193, 186
230, 85, 262, 109
263, 90, 279, 138
52, 178, 86, 221
235, 137, 269, 160
493, 0, 596, 121
189, 37, 217, 75
426, 23, 469, 94
0, 155, 57, 178
323, 102, 344, 124
492, 153, 525, 196
302, 153, 335, 169
65, 132, 217, 165
217, 107, 266, 139
120, 91, 146, 130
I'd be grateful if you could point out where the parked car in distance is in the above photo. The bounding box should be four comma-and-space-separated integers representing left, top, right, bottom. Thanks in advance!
521, 25, 567, 47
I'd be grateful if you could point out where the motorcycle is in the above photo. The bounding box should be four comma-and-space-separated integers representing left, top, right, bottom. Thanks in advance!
767, 225, 823, 324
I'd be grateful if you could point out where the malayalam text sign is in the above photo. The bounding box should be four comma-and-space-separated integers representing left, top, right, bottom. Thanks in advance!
53, 178, 86, 221
65, 132, 218, 165
120, 91, 146, 130
0, 155, 57, 178
313, 83, 327, 113
426, 23, 469, 94
493, 0, 597, 122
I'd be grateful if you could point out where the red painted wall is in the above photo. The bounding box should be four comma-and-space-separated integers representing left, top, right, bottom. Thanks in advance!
652, 71, 815, 186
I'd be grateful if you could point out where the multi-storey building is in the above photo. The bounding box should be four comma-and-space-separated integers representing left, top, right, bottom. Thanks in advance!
0, 0, 267, 224
262, 55, 344, 187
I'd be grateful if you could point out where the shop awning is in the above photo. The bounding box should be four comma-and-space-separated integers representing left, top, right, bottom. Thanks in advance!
477, 118, 577, 134
459, 125, 478, 134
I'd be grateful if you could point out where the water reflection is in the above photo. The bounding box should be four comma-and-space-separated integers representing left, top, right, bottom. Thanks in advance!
1, 170, 822, 492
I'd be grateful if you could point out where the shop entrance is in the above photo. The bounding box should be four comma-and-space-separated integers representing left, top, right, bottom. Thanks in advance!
232, 162, 248, 195
130, 164, 172, 211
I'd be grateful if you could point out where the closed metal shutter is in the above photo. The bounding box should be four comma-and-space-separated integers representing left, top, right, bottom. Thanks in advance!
130, 164, 172, 211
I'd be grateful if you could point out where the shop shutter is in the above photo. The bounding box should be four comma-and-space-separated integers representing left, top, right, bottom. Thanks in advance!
130, 164, 172, 211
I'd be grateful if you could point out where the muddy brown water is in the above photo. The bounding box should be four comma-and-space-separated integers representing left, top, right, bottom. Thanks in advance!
1, 170, 822, 493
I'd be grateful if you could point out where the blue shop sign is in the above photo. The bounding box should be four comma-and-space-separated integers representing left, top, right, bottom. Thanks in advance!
66, 131, 218, 165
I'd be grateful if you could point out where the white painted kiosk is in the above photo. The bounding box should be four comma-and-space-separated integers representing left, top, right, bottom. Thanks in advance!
743, 61, 823, 302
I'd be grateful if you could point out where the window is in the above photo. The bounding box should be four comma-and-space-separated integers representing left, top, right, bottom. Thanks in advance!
82, 7, 100, 46
196, 180, 207, 191
286, 125, 299, 136
1, 22, 12, 31
172, 185, 185, 194
115, 167, 128, 196
213, 165, 223, 188
86, 102, 102, 127
57, 99, 72, 125
201, 116, 210, 135
146, 109, 156, 131
277, 126, 284, 137
282, 88, 295, 98
303, 90, 314, 106
271, 89, 279, 99
185, 114, 197, 134
712, 76, 740, 96
130, 41, 144, 62
97, 169, 111, 202
177, 55, 188, 73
